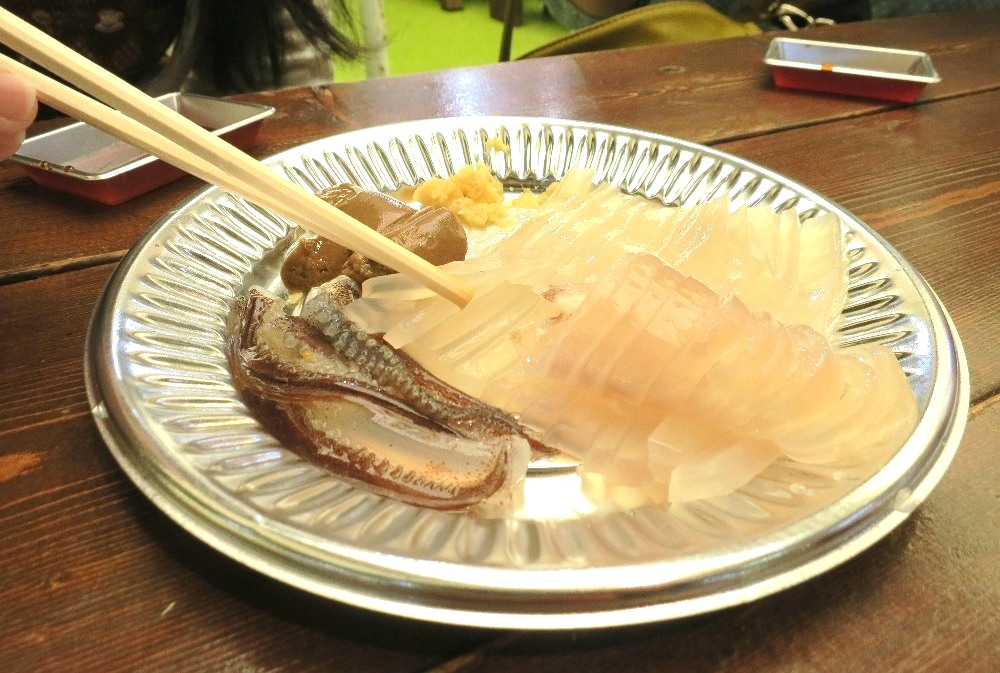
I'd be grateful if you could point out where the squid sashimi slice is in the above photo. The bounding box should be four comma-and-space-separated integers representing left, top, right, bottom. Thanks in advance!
641, 296, 753, 410
782, 345, 917, 463
548, 196, 652, 280
399, 281, 563, 398
567, 203, 660, 281
499, 378, 781, 505
562, 172, 845, 336
753, 329, 848, 438
612, 197, 679, 253
776, 353, 875, 461
534, 166, 596, 211
539, 256, 663, 388
855, 351, 920, 454
728, 206, 791, 315
746, 205, 784, 271
675, 204, 743, 294
347, 254, 551, 345
600, 269, 722, 405
673, 203, 846, 336
647, 411, 783, 504
686, 313, 789, 433
356, 173, 848, 356
793, 213, 848, 331
491, 377, 664, 488
522, 254, 720, 403
380, 296, 462, 349
561, 196, 699, 286
360, 254, 514, 302
769, 207, 803, 299
489, 182, 625, 259
650, 196, 731, 268
342, 294, 441, 337
668, 436, 783, 504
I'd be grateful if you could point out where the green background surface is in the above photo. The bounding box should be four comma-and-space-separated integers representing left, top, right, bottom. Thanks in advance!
335, 0, 570, 81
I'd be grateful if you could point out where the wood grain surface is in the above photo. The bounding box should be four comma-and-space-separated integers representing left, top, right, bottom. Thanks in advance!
0, 10, 997, 673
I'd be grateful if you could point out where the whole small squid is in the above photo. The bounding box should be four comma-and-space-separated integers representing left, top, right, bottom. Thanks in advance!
227, 282, 536, 511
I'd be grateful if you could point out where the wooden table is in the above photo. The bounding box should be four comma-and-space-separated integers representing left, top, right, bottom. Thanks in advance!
2, 10, 997, 672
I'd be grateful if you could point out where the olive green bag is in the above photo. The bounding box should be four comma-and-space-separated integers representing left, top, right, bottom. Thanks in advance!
516, 1, 762, 59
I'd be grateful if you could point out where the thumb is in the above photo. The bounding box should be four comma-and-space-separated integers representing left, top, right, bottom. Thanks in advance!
0, 73, 37, 160
0, 72, 38, 128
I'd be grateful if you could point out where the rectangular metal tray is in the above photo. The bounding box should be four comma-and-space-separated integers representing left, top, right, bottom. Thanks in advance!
11, 93, 275, 205
764, 37, 940, 103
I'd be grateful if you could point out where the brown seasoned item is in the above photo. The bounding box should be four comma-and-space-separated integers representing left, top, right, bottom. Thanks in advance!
342, 205, 470, 282
279, 237, 352, 293
329, 185, 414, 230
380, 206, 469, 266
280, 184, 469, 291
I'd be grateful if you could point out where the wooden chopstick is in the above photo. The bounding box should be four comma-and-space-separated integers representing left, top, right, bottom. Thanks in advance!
0, 55, 262, 202
0, 8, 473, 307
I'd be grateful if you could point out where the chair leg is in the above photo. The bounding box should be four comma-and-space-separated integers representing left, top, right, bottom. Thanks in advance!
498, 0, 523, 61
440, 0, 463, 10
491, 0, 523, 25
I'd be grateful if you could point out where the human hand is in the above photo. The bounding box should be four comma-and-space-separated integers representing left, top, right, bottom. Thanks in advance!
0, 73, 38, 161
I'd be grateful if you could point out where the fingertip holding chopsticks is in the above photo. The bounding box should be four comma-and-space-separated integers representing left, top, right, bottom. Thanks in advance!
0, 8, 473, 307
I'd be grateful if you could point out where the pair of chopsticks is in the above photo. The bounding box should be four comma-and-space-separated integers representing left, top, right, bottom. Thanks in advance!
0, 8, 472, 307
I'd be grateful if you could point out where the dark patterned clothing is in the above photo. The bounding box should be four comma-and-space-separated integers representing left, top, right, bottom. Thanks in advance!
0, 0, 334, 95
2, 0, 187, 86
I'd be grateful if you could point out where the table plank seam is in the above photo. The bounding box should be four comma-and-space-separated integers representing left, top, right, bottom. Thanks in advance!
708, 84, 1000, 148
0, 252, 125, 288
969, 387, 1000, 419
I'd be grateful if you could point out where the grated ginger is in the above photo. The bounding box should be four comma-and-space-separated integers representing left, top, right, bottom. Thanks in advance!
413, 161, 510, 228
510, 183, 558, 208
412, 161, 559, 229
485, 137, 511, 155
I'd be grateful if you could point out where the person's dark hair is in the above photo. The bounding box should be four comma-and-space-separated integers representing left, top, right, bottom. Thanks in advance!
197, 0, 362, 92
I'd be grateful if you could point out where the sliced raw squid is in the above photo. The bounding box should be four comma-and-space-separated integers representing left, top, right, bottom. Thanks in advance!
481, 254, 916, 502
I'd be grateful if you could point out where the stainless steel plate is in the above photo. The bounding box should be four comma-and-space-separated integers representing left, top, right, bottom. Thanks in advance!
85, 117, 968, 630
